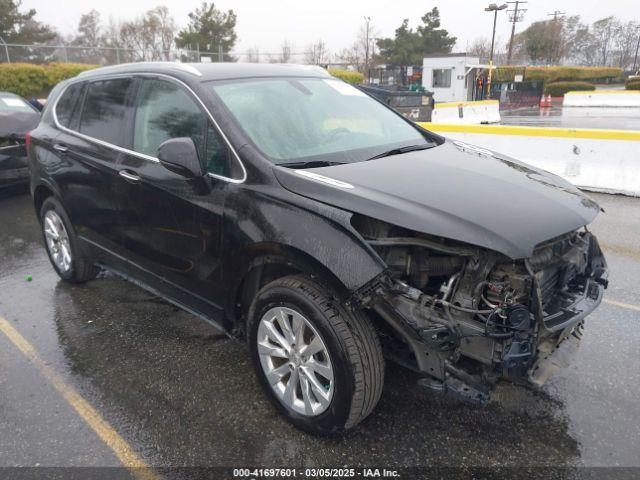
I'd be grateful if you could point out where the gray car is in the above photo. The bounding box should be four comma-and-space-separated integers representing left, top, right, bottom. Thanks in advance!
1, 92, 40, 190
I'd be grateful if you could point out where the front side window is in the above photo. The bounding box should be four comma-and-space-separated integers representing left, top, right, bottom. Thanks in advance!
79, 78, 134, 146
432, 69, 452, 88
133, 78, 230, 177
55, 82, 84, 128
210, 77, 433, 164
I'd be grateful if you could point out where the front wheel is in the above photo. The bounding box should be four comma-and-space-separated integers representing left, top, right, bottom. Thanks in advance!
247, 275, 384, 434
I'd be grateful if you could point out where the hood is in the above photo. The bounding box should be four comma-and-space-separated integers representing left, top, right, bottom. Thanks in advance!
0, 110, 41, 138
273, 140, 601, 259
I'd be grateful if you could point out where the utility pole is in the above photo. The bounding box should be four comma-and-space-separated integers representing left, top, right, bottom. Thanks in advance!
633, 26, 640, 72
506, 1, 527, 64
547, 11, 565, 63
364, 16, 371, 84
485, 4, 507, 98
547, 10, 565, 21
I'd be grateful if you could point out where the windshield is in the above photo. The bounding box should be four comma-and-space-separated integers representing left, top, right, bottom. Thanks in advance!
0, 95, 38, 113
210, 77, 435, 165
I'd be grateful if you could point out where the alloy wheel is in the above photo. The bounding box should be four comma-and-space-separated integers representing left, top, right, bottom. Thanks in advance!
43, 210, 73, 273
257, 306, 334, 416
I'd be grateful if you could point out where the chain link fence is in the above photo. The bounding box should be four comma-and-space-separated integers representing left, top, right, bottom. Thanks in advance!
0, 43, 313, 66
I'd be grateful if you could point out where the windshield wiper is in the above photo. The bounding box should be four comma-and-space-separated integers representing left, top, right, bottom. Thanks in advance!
280, 160, 346, 169
366, 143, 434, 161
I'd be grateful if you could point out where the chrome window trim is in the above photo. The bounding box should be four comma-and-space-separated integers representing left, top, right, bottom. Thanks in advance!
52, 72, 247, 184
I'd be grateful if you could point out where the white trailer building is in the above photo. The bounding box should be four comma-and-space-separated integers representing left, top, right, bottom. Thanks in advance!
422, 53, 483, 103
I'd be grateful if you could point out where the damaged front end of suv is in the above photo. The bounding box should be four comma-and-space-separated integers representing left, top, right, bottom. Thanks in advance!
352, 216, 608, 403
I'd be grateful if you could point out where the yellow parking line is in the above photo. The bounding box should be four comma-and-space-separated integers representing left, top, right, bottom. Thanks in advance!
604, 299, 640, 313
0, 315, 160, 480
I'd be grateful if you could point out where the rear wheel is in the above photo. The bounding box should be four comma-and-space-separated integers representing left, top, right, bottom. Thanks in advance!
40, 197, 99, 283
247, 275, 384, 434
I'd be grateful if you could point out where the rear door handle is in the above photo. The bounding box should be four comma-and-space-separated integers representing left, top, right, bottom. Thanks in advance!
53, 143, 68, 153
119, 169, 141, 183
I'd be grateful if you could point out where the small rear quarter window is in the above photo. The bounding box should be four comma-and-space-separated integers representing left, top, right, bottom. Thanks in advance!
55, 82, 84, 129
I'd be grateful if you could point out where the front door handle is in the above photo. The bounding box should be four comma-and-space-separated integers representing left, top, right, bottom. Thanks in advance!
53, 143, 68, 153
119, 169, 141, 183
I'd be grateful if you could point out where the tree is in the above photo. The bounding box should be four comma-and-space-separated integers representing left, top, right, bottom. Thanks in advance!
70, 10, 103, 63
305, 39, 330, 65
0, 0, 56, 62
416, 8, 457, 54
336, 21, 379, 73
613, 21, 640, 69
376, 8, 456, 83
246, 46, 260, 63
591, 16, 618, 66
278, 40, 292, 63
175, 2, 237, 62
514, 20, 561, 64
569, 24, 598, 66
75, 10, 101, 46
119, 6, 177, 61
376, 20, 421, 74
467, 37, 491, 60
100, 17, 130, 64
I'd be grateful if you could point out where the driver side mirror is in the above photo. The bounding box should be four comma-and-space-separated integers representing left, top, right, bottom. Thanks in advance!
157, 137, 203, 178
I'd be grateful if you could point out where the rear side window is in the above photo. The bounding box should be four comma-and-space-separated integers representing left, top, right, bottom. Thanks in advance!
55, 82, 84, 128
79, 78, 134, 146
133, 78, 230, 176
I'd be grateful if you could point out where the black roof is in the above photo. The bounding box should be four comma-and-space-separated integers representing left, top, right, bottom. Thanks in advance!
78, 62, 332, 81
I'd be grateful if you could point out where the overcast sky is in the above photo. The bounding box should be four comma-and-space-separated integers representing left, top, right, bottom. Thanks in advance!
21, 0, 640, 56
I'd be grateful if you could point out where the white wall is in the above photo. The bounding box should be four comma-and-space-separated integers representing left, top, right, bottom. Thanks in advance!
431, 100, 501, 124
563, 91, 640, 107
419, 124, 640, 197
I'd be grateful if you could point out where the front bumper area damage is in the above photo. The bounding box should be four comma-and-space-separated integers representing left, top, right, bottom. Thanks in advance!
352, 217, 608, 404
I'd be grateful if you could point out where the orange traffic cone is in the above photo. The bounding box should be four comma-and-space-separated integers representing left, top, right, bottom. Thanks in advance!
540, 94, 552, 108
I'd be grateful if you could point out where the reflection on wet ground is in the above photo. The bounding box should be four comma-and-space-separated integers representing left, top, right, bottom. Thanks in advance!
1, 191, 639, 468
501, 106, 640, 131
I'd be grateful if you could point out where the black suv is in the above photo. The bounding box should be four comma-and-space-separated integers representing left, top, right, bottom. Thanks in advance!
28, 63, 608, 434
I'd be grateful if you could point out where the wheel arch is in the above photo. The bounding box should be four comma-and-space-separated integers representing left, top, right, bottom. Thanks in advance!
226, 242, 355, 333
32, 180, 59, 219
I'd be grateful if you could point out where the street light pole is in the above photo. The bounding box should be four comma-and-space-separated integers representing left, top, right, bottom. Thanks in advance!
364, 16, 371, 84
485, 3, 507, 98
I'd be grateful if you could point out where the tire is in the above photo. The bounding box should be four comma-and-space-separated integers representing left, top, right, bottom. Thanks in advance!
40, 196, 100, 283
247, 275, 384, 434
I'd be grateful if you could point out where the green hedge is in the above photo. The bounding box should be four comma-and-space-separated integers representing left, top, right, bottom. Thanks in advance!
625, 77, 640, 90
45, 63, 97, 87
328, 68, 364, 85
0, 62, 97, 97
494, 66, 622, 84
544, 81, 595, 96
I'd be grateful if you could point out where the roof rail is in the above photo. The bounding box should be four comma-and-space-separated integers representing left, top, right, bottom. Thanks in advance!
78, 62, 202, 78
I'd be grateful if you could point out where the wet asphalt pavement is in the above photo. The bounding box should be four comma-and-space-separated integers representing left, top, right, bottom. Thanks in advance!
0, 188, 639, 473
501, 106, 640, 131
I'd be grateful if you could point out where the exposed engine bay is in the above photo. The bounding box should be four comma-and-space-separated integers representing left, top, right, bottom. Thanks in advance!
351, 215, 609, 404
